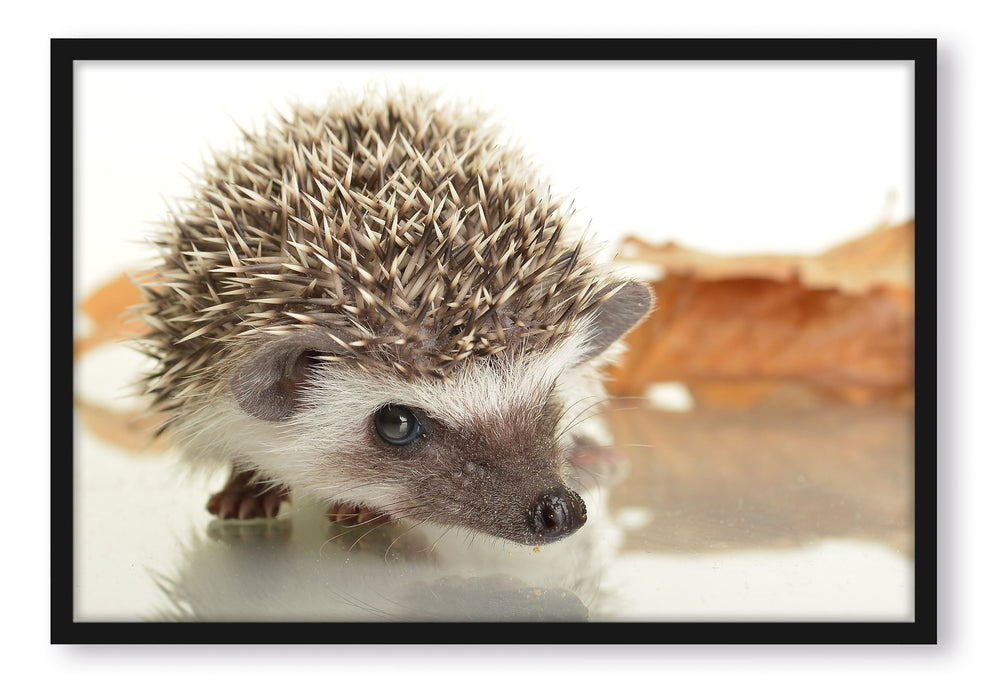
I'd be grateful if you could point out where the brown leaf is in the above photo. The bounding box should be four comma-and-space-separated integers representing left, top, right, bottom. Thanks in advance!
75, 272, 148, 360
617, 220, 913, 294
609, 221, 914, 404
75, 271, 161, 452
73, 397, 168, 454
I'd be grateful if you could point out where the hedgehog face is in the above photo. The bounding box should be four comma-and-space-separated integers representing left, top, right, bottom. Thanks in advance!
281, 332, 590, 544
217, 280, 650, 545
356, 396, 587, 545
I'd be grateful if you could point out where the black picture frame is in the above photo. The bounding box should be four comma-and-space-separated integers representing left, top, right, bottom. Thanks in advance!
54, 37, 935, 644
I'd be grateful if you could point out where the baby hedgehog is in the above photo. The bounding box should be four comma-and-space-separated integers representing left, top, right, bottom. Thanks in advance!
137, 90, 651, 545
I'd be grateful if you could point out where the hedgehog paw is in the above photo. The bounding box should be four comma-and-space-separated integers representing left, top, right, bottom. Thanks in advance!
207, 467, 290, 520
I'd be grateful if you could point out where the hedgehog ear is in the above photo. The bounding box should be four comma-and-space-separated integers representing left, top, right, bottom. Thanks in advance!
230, 329, 351, 421
577, 281, 653, 364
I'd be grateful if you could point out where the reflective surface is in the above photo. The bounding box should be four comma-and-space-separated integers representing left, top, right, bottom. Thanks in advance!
74, 344, 913, 623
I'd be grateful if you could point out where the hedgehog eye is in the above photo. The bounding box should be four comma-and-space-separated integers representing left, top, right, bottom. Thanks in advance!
374, 404, 422, 446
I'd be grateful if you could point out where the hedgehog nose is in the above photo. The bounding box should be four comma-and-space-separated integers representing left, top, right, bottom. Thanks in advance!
529, 486, 587, 542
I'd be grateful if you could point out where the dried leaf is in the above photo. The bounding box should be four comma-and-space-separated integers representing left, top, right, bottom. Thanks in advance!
74, 272, 148, 360
617, 219, 913, 294
609, 221, 914, 404
73, 397, 168, 453
75, 272, 161, 452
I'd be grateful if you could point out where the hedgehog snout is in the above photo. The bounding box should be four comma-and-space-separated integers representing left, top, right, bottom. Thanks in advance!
528, 485, 587, 542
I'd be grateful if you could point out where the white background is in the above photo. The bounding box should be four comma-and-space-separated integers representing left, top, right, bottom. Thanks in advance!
75, 60, 912, 298
8, 1, 980, 698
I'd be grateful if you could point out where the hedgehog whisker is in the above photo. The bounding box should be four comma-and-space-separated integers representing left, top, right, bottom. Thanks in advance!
558, 396, 611, 437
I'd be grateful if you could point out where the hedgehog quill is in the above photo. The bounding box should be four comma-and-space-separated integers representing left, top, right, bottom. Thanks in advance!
136, 90, 652, 546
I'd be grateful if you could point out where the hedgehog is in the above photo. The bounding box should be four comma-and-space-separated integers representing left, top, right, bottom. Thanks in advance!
136, 89, 652, 546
